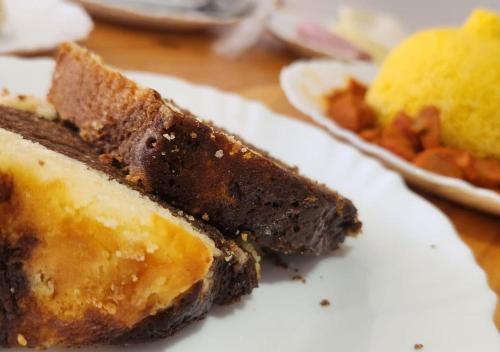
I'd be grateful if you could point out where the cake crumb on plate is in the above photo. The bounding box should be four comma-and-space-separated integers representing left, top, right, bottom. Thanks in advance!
292, 275, 306, 284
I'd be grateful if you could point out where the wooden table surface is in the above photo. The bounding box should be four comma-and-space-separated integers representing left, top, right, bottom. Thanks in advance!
79, 21, 500, 329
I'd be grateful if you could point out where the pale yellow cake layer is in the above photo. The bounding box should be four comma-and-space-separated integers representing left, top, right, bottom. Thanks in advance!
0, 128, 216, 337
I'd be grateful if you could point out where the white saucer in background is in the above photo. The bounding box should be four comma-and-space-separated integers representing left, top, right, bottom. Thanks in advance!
76, 0, 255, 31
0, 0, 92, 55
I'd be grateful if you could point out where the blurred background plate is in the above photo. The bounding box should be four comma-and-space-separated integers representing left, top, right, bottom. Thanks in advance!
0, 0, 92, 55
281, 0, 500, 31
268, 0, 500, 62
280, 59, 500, 216
76, 0, 256, 30
268, 10, 333, 59
266, 5, 406, 63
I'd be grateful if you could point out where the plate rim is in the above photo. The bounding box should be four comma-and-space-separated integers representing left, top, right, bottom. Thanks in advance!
76, 0, 254, 30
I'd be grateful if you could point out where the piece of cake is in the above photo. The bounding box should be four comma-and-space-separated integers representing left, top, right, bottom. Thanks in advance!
0, 105, 259, 348
49, 42, 362, 255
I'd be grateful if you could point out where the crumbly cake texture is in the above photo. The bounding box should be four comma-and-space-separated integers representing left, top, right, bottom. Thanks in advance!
0, 106, 258, 348
0, 89, 57, 120
49, 42, 362, 255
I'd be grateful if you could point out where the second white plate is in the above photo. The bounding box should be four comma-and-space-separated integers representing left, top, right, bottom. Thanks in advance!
0, 0, 92, 55
77, 0, 254, 31
280, 59, 500, 215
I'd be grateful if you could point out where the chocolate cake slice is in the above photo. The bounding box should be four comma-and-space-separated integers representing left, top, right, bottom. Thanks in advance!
0, 105, 259, 348
49, 42, 362, 255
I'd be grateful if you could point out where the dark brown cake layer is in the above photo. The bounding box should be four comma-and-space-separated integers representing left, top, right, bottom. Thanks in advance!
49, 42, 362, 255
0, 235, 37, 347
0, 106, 258, 347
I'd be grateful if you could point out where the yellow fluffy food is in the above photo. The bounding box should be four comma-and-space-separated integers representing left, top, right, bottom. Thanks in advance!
366, 9, 500, 159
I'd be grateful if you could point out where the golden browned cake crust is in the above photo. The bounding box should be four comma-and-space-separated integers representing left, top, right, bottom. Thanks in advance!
0, 106, 258, 348
49, 43, 361, 255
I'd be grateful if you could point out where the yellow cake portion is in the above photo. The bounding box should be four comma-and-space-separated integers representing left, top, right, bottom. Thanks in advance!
0, 90, 57, 120
366, 9, 500, 158
0, 127, 216, 347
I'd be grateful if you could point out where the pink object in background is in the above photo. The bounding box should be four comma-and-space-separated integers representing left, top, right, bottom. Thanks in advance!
297, 21, 371, 61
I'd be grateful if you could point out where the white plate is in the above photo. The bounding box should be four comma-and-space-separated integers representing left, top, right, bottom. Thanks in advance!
0, 57, 498, 352
77, 0, 254, 31
0, 0, 92, 55
280, 59, 500, 216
